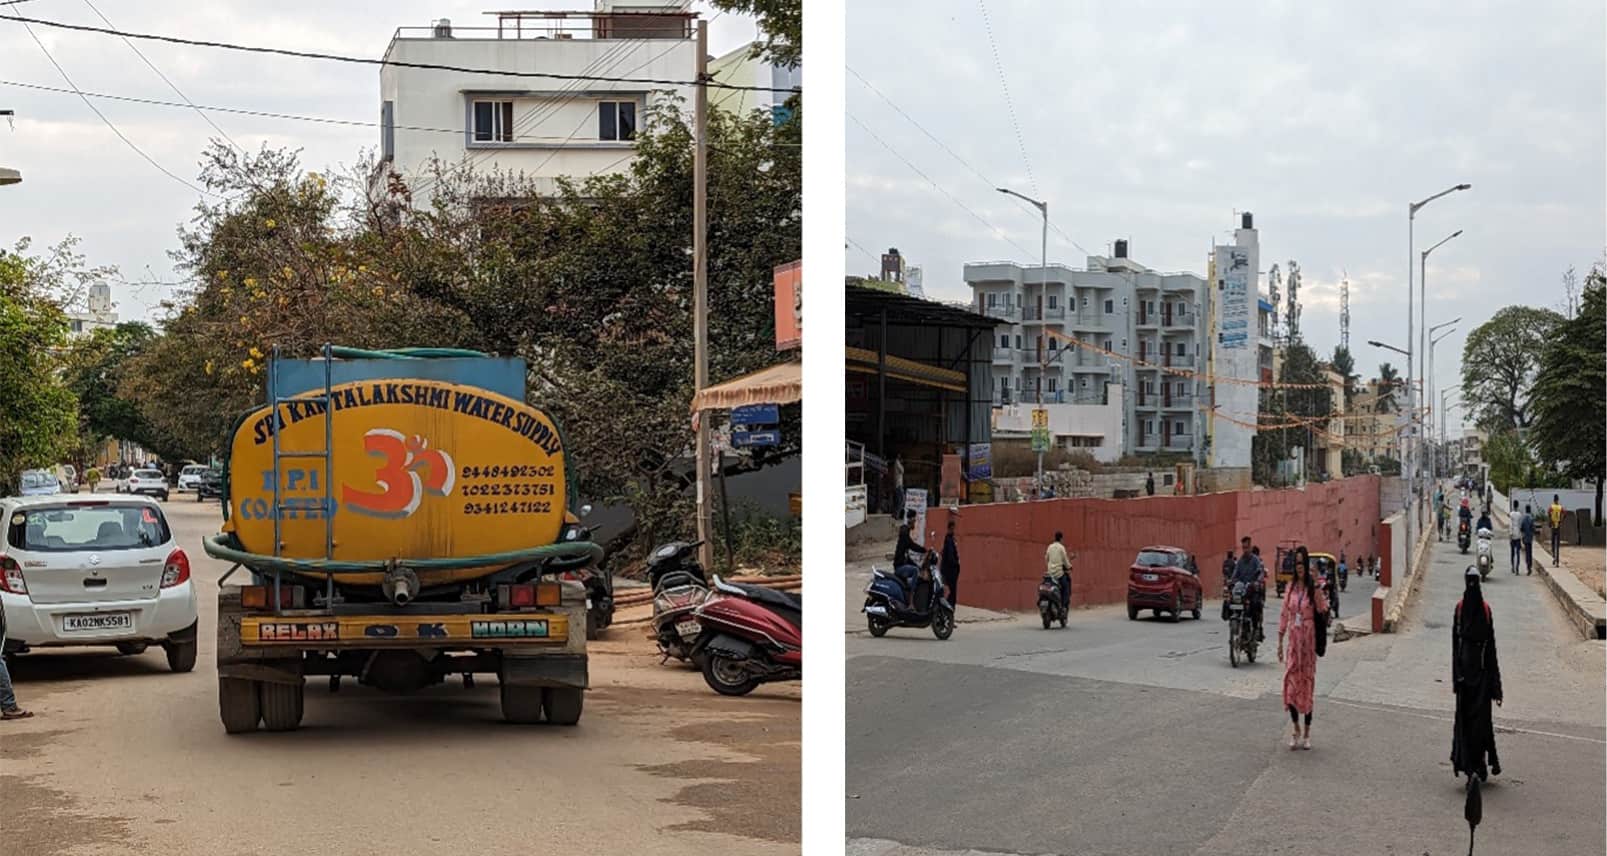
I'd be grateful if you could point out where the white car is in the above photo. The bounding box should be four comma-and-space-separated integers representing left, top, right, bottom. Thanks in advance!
176, 465, 208, 493
125, 469, 170, 502
0, 495, 198, 671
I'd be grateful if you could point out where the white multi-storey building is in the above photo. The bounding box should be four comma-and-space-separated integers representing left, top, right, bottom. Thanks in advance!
66, 282, 117, 338
966, 240, 1209, 458
375, 3, 698, 200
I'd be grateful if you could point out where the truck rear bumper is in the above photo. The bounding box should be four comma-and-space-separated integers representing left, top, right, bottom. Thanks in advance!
238, 612, 570, 648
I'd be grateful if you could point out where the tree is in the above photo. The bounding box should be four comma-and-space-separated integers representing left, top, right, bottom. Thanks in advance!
1529, 266, 1606, 523
707, 0, 801, 69
62, 322, 160, 457
0, 240, 84, 492
1251, 343, 1332, 485
1331, 345, 1357, 408
1376, 362, 1400, 413
1460, 305, 1564, 432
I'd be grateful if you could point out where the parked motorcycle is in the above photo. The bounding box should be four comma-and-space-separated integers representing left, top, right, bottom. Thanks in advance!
1226, 580, 1259, 667
1458, 519, 1472, 554
1037, 574, 1067, 629
648, 541, 711, 665
1474, 528, 1494, 580
690, 575, 801, 696
862, 558, 955, 640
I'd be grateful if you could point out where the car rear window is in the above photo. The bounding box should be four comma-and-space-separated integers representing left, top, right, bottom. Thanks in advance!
1135, 550, 1184, 568
182, 466, 206, 475
6, 503, 171, 552
134, 470, 163, 479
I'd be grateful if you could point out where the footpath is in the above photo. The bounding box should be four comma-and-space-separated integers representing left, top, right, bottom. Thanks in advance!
1490, 489, 1605, 639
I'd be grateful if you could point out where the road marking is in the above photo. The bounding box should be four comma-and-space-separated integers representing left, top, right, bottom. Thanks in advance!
1328, 698, 1606, 745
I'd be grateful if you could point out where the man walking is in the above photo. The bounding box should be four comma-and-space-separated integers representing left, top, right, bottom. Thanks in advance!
1521, 504, 1536, 575
1508, 499, 1523, 575
1, 602, 34, 720
1045, 532, 1074, 615
1549, 494, 1565, 566
940, 517, 961, 608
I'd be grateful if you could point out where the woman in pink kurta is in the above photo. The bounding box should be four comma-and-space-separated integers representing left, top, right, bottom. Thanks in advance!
1278, 548, 1328, 750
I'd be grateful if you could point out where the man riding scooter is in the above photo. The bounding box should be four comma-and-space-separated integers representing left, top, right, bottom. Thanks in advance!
1457, 497, 1474, 552
1227, 536, 1267, 641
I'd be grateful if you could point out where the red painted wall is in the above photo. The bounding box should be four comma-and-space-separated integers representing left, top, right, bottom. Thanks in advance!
926, 476, 1382, 612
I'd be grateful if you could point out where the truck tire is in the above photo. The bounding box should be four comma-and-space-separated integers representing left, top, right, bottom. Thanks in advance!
219, 677, 261, 734
164, 638, 198, 673
543, 688, 583, 725
500, 680, 545, 724
259, 680, 305, 732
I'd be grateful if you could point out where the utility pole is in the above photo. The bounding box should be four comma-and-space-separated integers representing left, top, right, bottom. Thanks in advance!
692, 19, 713, 570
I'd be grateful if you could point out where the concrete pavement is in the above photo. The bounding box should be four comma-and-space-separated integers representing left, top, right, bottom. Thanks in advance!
846, 525, 1604, 855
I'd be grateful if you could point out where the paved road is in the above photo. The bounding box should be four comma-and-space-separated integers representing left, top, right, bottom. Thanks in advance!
846, 525, 1604, 856
4, 498, 799, 856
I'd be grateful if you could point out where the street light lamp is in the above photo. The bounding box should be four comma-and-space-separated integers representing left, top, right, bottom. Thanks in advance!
1367, 339, 1409, 357
1406, 183, 1471, 556
999, 186, 1050, 496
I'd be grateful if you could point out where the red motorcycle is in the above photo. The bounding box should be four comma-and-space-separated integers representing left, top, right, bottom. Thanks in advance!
689, 575, 801, 696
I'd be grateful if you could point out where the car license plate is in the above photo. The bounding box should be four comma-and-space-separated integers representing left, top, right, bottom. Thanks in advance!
675, 619, 702, 639
1142, 573, 1159, 582
63, 612, 132, 632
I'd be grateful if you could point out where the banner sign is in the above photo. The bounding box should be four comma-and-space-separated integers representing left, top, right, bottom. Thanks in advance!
731, 403, 780, 426
1220, 248, 1250, 350
966, 443, 992, 480
940, 454, 963, 501
904, 488, 928, 546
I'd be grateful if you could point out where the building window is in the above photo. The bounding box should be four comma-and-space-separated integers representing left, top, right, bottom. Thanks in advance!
1047, 378, 1058, 393
999, 334, 1009, 349
599, 101, 637, 141
1015, 335, 1022, 349
987, 292, 998, 307
1104, 299, 1115, 314
473, 100, 514, 142
1068, 296, 1076, 311
1048, 338, 1057, 351
1080, 376, 1088, 389
381, 100, 395, 161
1175, 342, 1187, 356
1047, 294, 1058, 309
1015, 376, 1021, 390
1175, 420, 1186, 434
1102, 338, 1112, 351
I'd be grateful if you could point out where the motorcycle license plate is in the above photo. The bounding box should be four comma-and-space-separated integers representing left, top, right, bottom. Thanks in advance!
1141, 573, 1159, 582
1229, 603, 1244, 611
675, 619, 702, 639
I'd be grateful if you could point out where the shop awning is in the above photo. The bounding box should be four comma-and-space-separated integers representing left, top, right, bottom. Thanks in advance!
690, 360, 801, 412
845, 346, 968, 393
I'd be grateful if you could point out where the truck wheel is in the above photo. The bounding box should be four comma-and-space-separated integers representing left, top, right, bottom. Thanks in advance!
219, 677, 261, 734
543, 688, 584, 725
115, 642, 148, 656
259, 680, 305, 731
499, 680, 545, 724
163, 638, 198, 673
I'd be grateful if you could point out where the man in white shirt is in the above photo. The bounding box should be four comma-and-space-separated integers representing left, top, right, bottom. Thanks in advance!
1045, 532, 1074, 613
1508, 499, 1523, 575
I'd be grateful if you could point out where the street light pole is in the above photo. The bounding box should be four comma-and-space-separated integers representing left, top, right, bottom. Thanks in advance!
1427, 318, 1459, 477
1440, 388, 1460, 477
1406, 183, 1470, 556
1420, 227, 1461, 485
999, 187, 1049, 496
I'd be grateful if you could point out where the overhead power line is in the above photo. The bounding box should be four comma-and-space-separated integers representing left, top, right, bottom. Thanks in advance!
976, 0, 1038, 197
0, 13, 799, 94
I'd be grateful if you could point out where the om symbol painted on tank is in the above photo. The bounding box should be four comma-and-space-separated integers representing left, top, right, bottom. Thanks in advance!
342, 429, 457, 519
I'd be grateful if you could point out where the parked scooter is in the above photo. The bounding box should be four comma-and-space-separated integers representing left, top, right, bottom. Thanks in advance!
690, 575, 801, 696
1457, 518, 1472, 554
1226, 580, 1259, 667
863, 551, 955, 640
647, 541, 710, 665
1037, 574, 1067, 629
1474, 527, 1494, 580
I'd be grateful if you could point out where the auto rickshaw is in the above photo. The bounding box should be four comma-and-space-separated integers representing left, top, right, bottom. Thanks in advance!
1272, 540, 1301, 597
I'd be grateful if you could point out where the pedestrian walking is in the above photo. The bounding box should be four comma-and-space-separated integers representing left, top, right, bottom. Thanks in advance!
892, 455, 905, 518
1451, 565, 1503, 781
1145, 472, 1155, 496
1, 605, 33, 721
1520, 504, 1536, 574
940, 517, 961, 608
1548, 495, 1565, 566
1278, 549, 1328, 750
1508, 499, 1522, 575
1045, 532, 1073, 614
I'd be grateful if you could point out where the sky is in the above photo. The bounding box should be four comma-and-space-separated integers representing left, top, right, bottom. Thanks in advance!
847, 0, 1606, 431
0, 0, 754, 321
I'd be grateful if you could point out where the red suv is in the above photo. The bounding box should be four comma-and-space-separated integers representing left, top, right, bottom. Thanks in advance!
1126, 546, 1203, 622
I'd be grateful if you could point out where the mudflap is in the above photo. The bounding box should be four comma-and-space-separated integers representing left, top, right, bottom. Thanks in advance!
500, 652, 588, 690
699, 633, 756, 661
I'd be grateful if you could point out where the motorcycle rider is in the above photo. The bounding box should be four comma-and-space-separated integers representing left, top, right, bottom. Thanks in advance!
892, 510, 921, 610
1045, 532, 1073, 616
1476, 507, 1493, 537
1228, 536, 1267, 641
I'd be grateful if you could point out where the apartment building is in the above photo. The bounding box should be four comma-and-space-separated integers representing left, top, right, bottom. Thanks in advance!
374, 3, 698, 201
709, 41, 801, 125
966, 240, 1209, 458
66, 282, 117, 338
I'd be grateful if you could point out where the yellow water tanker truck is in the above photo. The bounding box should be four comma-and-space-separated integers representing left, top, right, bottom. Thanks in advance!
204, 346, 601, 733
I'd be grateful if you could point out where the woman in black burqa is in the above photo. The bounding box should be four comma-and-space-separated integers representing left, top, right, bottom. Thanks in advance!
1451, 565, 1503, 781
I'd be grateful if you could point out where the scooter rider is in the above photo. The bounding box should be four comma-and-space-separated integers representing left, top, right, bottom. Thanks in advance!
1228, 536, 1267, 641
1045, 532, 1073, 615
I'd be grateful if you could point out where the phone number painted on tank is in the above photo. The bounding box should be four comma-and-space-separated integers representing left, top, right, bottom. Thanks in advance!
462, 501, 552, 515
460, 482, 558, 498
460, 464, 556, 480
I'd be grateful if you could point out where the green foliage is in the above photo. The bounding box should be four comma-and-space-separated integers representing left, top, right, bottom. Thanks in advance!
707, 0, 801, 69
1253, 343, 1333, 485
1529, 266, 1606, 522
1460, 305, 1564, 431
1331, 345, 1357, 408
711, 500, 800, 573
62, 322, 162, 454
1376, 362, 1400, 413
0, 240, 84, 493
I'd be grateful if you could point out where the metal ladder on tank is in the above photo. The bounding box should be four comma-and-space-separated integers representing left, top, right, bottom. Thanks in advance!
267, 343, 336, 613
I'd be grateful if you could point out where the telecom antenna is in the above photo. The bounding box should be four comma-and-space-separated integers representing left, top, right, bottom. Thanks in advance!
1284, 260, 1302, 344
1339, 269, 1350, 350
1267, 264, 1282, 346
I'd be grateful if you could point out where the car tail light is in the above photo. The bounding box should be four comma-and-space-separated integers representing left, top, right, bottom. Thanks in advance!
160, 549, 191, 588
0, 555, 26, 595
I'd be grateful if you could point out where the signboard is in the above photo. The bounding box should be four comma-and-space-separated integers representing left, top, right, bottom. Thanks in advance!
966, 443, 992, 480
733, 429, 781, 448
904, 488, 928, 546
228, 379, 567, 561
1031, 426, 1051, 453
731, 403, 780, 426
940, 454, 963, 502
773, 260, 802, 351
1219, 248, 1250, 350
1031, 407, 1049, 429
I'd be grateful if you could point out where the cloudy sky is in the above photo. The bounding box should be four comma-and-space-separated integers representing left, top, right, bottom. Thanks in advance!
0, 0, 753, 320
848, 0, 1605, 427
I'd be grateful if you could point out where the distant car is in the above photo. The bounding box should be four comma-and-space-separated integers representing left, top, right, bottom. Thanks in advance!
18, 470, 62, 497
195, 468, 224, 501
56, 464, 79, 493
1126, 545, 1204, 622
0, 495, 198, 671
125, 469, 169, 502
176, 464, 208, 493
